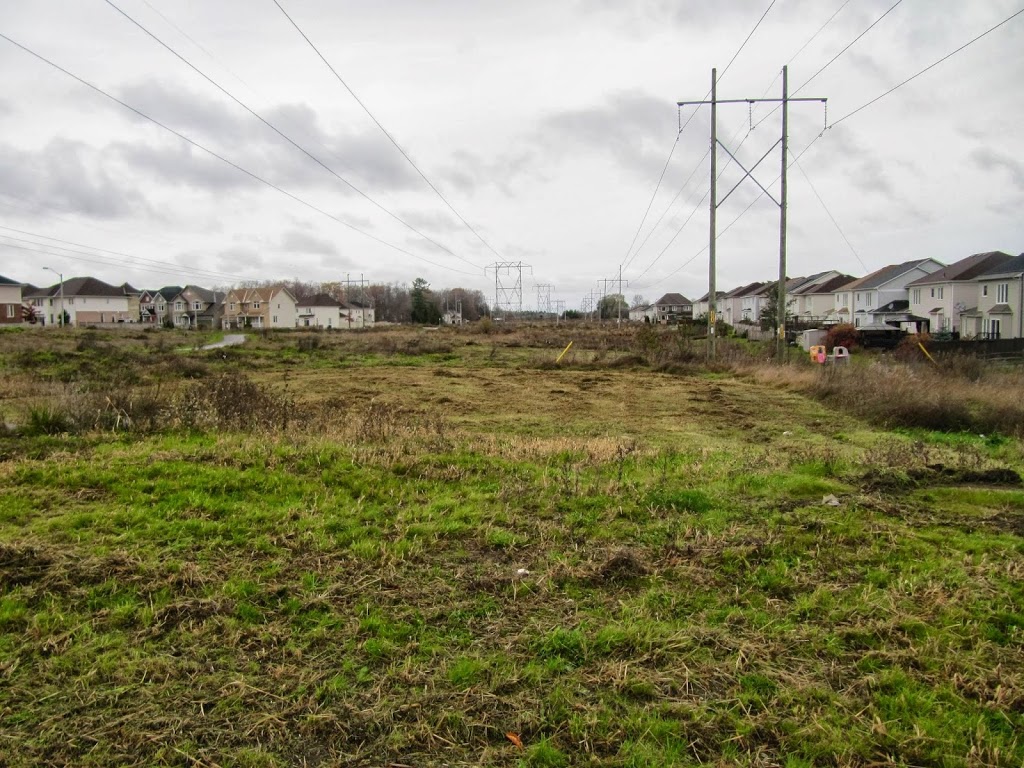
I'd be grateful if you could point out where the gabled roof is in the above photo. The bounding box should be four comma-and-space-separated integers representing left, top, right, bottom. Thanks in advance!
723, 281, 765, 299
694, 290, 727, 302
299, 293, 342, 308
152, 286, 184, 302
975, 252, 1024, 279
907, 251, 1014, 286
843, 259, 942, 291
793, 274, 857, 295
175, 285, 218, 304
654, 292, 691, 306
121, 282, 141, 295
989, 303, 1013, 315
27, 276, 128, 298
0, 274, 24, 287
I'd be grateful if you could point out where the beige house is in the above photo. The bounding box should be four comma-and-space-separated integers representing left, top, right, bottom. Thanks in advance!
791, 273, 856, 322
907, 251, 1014, 334
0, 274, 24, 325
170, 286, 223, 329
834, 258, 944, 329
223, 286, 299, 329
963, 253, 1024, 339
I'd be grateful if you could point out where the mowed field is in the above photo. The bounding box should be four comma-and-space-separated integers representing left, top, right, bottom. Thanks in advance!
0, 325, 1022, 767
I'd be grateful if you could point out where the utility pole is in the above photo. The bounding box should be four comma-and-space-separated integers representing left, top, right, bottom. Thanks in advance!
709, 68, 717, 358
534, 283, 554, 318
554, 299, 565, 324
777, 66, 789, 359
486, 262, 531, 321
615, 266, 629, 325
677, 65, 825, 360
597, 278, 619, 323
43, 266, 64, 328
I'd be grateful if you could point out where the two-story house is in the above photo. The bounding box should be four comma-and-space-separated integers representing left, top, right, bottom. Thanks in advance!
692, 291, 725, 320
837, 258, 944, 329
341, 299, 374, 329
25, 276, 137, 327
139, 286, 183, 325
297, 294, 343, 329
0, 275, 24, 325
170, 286, 223, 329
653, 293, 693, 324
906, 251, 1014, 335
721, 282, 765, 326
223, 286, 299, 329
791, 273, 857, 323
964, 252, 1024, 339
628, 303, 655, 323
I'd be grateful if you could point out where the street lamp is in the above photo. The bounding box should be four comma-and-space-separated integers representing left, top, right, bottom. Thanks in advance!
42, 267, 65, 328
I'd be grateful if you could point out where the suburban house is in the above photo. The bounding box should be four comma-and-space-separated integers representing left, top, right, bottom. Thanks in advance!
791, 273, 857, 322
0, 275, 24, 325
653, 293, 693, 324
693, 291, 725, 319
297, 294, 343, 329
170, 286, 223, 329
962, 252, 1024, 339
629, 303, 655, 323
836, 258, 944, 329
25, 276, 138, 327
721, 282, 765, 326
140, 286, 184, 326
222, 286, 299, 329
341, 299, 374, 329
906, 251, 1014, 335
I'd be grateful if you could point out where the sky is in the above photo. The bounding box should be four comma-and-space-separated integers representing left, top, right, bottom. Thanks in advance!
0, 0, 1022, 310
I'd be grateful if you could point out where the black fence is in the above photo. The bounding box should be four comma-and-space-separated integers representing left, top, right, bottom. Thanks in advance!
929, 337, 1024, 360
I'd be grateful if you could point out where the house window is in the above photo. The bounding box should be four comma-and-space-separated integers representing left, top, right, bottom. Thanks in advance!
937, 287, 944, 300
856, 292, 861, 304
867, 293, 873, 307
982, 285, 988, 297
6, 305, 13, 318
855, 318, 861, 328
989, 318, 1001, 338
253, 302, 261, 309
193, 302, 202, 310
175, 302, 184, 311
229, 302, 235, 311
997, 283, 1009, 303
912, 288, 921, 304
272, 315, 278, 324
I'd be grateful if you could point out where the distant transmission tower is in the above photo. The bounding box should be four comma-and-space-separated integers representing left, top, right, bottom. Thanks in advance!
486, 261, 531, 319
534, 283, 554, 316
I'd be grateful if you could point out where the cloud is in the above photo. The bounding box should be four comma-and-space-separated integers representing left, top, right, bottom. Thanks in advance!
280, 229, 339, 257
0, 138, 150, 219
970, 147, 1024, 192
112, 139, 258, 191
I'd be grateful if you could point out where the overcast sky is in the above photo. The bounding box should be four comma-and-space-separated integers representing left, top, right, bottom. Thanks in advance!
1, 0, 1022, 308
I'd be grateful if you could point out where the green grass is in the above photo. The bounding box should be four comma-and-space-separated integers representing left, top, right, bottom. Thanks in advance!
0, 327, 1022, 766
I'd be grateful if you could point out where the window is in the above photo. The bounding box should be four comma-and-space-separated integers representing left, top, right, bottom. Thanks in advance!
912, 288, 921, 304
193, 302, 202, 310
930, 288, 935, 298
6, 305, 13, 318
175, 302, 184, 311
990, 318, 1001, 338
253, 302, 261, 309
982, 285, 988, 297
855, 317, 861, 328
229, 302, 235, 311
856, 292, 861, 304
937, 287, 944, 300
998, 283, 1009, 303
272, 315, 278, 324
867, 293, 873, 307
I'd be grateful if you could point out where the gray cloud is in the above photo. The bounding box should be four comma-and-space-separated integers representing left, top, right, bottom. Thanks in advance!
112, 139, 258, 192
0, 138, 150, 219
280, 229, 339, 257
970, 147, 1024, 192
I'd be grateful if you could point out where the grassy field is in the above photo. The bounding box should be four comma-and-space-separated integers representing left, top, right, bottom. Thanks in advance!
0, 325, 1022, 767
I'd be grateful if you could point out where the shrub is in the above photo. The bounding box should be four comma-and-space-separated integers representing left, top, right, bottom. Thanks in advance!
824, 323, 859, 352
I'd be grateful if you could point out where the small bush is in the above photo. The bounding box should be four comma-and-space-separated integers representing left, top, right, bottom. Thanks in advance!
25, 406, 74, 436
825, 323, 859, 352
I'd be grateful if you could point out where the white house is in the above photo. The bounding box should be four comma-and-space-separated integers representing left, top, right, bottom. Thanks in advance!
965, 252, 1024, 339
906, 251, 1014, 335
25, 276, 136, 327
693, 291, 725, 319
297, 294, 343, 329
836, 258, 944, 329
721, 282, 764, 326
341, 300, 374, 329
791, 273, 856, 322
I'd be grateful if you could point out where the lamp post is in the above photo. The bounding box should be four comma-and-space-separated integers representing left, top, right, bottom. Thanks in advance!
43, 267, 64, 328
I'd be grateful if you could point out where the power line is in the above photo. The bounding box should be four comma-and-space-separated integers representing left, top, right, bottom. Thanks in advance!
620, 134, 680, 269
0, 224, 262, 284
789, 155, 868, 272
271, 0, 504, 262
720, 0, 778, 80
101, 0, 482, 272
0, 31, 480, 278
794, 0, 903, 95
830, 6, 1024, 126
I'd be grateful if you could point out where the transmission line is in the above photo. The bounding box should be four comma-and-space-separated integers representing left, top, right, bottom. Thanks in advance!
271, 0, 503, 262
0, 31, 480, 278
102, 0, 483, 271
789, 155, 868, 273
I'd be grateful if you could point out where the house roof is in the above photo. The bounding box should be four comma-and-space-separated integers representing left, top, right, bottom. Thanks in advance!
989, 303, 1013, 315
152, 286, 184, 302
906, 251, 1014, 286
874, 299, 910, 313
299, 293, 342, 308
975, 252, 1024, 279
843, 259, 942, 291
654, 292, 691, 306
792, 274, 857, 295
121, 282, 141, 295
345, 299, 371, 309
723, 281, 765, 299
694, 290, 727, 302
0, 274, 24, 287
26, 276, 128, 299
176, 285, 218, 304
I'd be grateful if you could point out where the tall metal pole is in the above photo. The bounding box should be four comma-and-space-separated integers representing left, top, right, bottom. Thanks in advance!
708, 68, 718, 358
777, 65, 789, 359
616, 265, 622, 325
